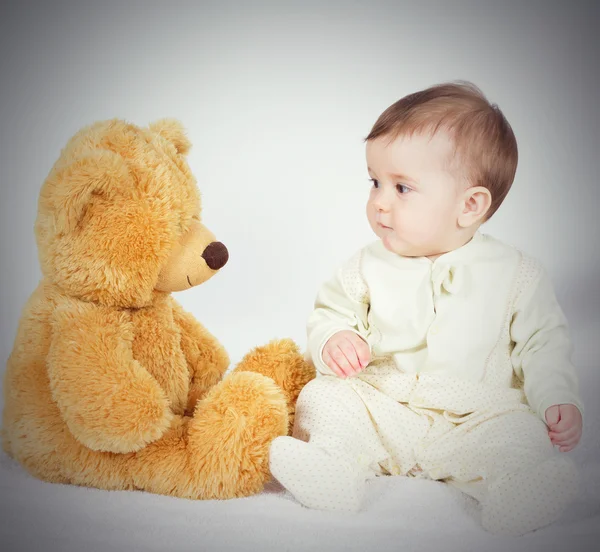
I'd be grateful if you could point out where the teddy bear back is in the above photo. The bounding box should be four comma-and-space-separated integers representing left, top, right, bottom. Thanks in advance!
34, 119, 201, 308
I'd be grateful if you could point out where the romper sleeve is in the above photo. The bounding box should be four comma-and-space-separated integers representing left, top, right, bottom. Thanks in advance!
307, 249, 371, 376
510, 258, 583, 422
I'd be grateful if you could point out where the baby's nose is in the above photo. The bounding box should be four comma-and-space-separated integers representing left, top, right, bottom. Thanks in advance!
374, 200, 390, 212
372, 191, 392, 212
202, 242, 229, 270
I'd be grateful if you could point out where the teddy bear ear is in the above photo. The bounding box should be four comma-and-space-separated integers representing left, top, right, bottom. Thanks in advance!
48, 148, 132, 234
148, 118, 191, 155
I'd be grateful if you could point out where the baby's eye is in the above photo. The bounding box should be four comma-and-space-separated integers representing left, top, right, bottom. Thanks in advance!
369, 178, 379, 189
396, 183, 411, 194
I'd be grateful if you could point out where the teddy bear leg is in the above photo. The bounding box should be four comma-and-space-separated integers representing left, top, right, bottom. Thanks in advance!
23, 415, 187, 493
7, 419, 134, 489
128, 371, 289, 499
232, 338, 315, 433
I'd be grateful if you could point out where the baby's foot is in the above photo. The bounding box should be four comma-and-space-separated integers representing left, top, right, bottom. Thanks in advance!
270, 436, 367, 512
481, 456, 579, 536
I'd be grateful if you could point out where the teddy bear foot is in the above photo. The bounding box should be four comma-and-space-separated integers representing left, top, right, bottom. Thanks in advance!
187, 370, 289, 498
129, 371, 288, 500
232, 338, 315, 433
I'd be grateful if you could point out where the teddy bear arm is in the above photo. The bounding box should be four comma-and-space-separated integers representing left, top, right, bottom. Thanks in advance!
171, 299, 230, 413
47, 306, 174, 453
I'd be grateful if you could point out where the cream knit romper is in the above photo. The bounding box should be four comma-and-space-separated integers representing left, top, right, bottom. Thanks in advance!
270, 232, 582, 536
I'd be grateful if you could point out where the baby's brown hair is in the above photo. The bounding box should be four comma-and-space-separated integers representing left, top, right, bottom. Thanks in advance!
366, 81, 518, 220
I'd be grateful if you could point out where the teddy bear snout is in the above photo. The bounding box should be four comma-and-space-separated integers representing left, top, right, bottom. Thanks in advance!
202, 242, 229, 270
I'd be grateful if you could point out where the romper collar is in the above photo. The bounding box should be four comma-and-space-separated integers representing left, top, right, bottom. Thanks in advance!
424, 231, 485, 296
372, 231, 486, 296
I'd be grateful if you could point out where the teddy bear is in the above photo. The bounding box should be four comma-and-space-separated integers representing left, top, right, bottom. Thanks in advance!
1, 118, 315, 499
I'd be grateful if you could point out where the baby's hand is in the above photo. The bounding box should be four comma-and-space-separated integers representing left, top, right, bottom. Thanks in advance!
322, 330, 371, 378
545, 404, 582, 452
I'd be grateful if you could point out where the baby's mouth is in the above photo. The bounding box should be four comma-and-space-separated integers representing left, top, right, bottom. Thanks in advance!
378, 222, 393, 230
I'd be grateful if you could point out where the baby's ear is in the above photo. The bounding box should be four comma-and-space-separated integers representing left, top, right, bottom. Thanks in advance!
148, 118, 191, 155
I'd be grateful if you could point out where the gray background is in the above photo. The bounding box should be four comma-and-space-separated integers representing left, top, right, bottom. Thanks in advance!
0, 1, 598, 551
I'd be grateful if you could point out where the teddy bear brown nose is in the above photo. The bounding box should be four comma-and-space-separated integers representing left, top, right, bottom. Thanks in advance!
202, 242, 229, 270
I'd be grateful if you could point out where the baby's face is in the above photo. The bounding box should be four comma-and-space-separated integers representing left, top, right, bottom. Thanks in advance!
365, 130, 467, 258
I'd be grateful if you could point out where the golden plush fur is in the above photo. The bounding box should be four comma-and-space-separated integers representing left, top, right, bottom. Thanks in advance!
1, 119, 315, 499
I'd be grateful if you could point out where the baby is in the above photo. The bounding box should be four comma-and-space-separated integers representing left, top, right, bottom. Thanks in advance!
270, 81, 583, 536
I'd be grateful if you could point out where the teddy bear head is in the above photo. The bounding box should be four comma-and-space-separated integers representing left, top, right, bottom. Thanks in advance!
35, 118, 228, 308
